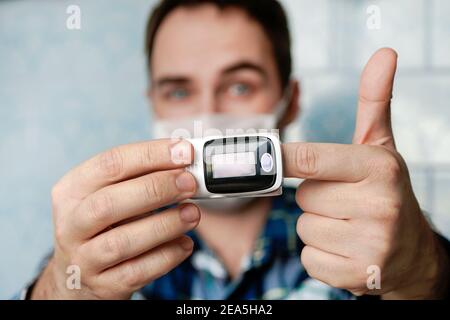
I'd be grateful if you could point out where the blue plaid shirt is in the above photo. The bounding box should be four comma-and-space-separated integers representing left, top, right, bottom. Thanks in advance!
138, 188, 354, 300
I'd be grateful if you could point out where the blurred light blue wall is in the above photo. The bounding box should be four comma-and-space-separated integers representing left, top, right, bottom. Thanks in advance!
1, 0, 449, 298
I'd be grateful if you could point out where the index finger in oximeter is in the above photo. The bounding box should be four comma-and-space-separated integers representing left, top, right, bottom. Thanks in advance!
186, 133, 283, 199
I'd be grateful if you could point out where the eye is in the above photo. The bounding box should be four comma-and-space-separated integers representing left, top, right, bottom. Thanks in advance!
228, 83, 251, 97
168, 88, 189, 100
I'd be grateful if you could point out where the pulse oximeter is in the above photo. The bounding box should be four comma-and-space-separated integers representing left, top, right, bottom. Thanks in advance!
186, 133, 283, 199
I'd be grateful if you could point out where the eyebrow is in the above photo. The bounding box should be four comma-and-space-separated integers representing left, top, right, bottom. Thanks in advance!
221, 61, 268, 79
153, 61, 268, 88
154, 76, 190, 88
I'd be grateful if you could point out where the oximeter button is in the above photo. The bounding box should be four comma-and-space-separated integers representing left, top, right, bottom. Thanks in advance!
260, 153, 273, 172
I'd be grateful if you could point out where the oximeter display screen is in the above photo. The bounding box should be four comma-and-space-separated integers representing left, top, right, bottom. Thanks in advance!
203, 136, 277, 193
211, 152, 256, 178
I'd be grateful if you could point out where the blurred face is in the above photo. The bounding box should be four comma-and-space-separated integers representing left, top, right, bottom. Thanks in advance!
149, 4, 286, 119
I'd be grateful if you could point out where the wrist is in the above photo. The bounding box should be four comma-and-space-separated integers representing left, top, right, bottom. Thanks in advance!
30, 258, 65, 299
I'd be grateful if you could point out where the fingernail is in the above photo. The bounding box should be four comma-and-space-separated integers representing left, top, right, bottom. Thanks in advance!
180, 237, 193, 251
176, 172, 196, 192
170, 140, 192, 165
179, 205, 200, 223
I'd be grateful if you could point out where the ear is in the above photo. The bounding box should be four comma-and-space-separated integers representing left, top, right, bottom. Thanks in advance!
146, 85, 161, 122
146, 85, 160, 119
278, 79, 301, 129
146, 86, 153, 104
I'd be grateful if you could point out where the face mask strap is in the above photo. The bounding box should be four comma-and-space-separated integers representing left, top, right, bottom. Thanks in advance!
273, 81, 294, 124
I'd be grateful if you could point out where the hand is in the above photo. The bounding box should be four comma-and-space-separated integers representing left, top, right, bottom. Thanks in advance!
283, 48, 449, 299
32, 139, 200, 299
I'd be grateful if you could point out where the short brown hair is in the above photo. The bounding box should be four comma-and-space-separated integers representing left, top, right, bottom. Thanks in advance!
145, 0, 292, 90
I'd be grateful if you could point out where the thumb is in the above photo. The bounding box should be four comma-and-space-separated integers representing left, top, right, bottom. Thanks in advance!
353, 48, 398, 150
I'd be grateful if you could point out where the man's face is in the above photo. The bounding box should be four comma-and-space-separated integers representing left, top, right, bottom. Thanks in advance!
149, 4, 284, 119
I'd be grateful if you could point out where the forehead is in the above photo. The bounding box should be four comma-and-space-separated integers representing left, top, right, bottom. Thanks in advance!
151, 4, 276, 78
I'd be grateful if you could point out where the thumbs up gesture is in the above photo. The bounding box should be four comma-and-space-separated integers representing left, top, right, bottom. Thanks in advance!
283, 48, 448, 299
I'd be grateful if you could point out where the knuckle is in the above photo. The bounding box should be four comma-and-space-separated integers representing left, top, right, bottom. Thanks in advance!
71, 245, 90, 269
296, 214, 307, 238
88, 193, 115, 224
350, 288, 367, 297
153, 247, 174, 277
159, 247, 173, 267
97, 148, 124, 180
51, 182, 64, 203
152, 214, 172, 239
300, 250, 323, 282
373, 225, 395, 257
103, 231, 132, 262
143, 175, 165, 204
376, 240, 393, 262
51, 182, 67, 213
121, 263, 145, 289
73, 244, 88, 264
143, 142, 157, 167
300, 246, 313, 272
382, 158, 402, 181
365, 232, 394, 265
54, 222, 67, 246
294, 144, 319, 177
363, 226, 394, 261
372, 196, 401, 223
371, 149, 403, 182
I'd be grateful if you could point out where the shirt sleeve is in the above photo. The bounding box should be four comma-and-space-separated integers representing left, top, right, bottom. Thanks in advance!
11, 250, 53, 300
435, 232, 450, 299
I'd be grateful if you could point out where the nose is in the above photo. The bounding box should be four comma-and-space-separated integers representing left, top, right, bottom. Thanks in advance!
198, 87, 219, 114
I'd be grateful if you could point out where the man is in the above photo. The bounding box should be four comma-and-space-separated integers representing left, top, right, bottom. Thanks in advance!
24, 0, 449, 299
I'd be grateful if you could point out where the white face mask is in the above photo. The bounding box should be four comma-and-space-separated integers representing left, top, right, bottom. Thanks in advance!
152, 86, 292, 211
153, 112, 280, 140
